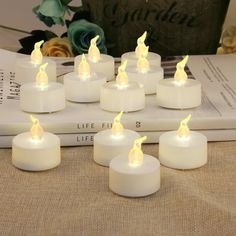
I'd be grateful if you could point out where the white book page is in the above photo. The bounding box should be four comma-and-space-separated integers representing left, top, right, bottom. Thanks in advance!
188, 54, 236, 116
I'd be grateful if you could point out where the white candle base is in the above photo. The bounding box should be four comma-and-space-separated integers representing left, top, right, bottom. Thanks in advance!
156, 79, 201, 109
20, 82, 65, 113
126, 66, 164, 94
12, 132, 61, 171
15, 58, 57, 85
121, 52, 161, 67
109, 155, 160, 197
100, 81, 145, 112
159, 131, 207, 170
64, 72, 106, 103
74, 54, 115, 81
94, 129, 140, 166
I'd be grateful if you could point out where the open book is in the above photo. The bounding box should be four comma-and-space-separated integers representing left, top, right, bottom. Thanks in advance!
0, 49, 236, 146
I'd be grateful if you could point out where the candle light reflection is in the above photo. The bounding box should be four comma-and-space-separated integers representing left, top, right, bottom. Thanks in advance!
36, 63, 49, 89
137, 48, 150, 74
78, 54, 91, 80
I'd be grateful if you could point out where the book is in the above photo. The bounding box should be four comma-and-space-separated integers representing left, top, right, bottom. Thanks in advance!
1, 128, 236, 148
1, 49, 236, 141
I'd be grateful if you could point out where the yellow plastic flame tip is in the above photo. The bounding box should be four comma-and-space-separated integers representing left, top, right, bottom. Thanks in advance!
177, 114, 192, 137
128, 136, 147, 166
137, 31, 147, 44
90, 35, 99, 44
30, 115, 44, 140
112, 111, 124, 135
135, 32, 149, 58
116, 61, 129, 86
88, 36, 101, 62
174, 55, 189, 82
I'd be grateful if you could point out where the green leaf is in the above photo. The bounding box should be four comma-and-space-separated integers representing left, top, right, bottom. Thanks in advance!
65, 19, 72, 28
45, 30, 58, 39
39, 0, 66, 17
68, 5, 83, 12
52, 16, 65, 26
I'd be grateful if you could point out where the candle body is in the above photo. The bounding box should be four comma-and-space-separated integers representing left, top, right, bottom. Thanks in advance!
100, 81, 145, 112
126, 66, 164, 94
159, 131, 207, 169
156, 79, 201, 109
109, 155, 160, 197
64, 72, 106, 102
12, 132, 61, 171
15, 58, 56, 84
121, 52, 161, 67
74, 54, 115, 81
20, 82, 65, 113
94, 129, 140, 166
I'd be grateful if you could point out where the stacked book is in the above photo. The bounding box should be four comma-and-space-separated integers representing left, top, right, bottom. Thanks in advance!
1, 49, 236, 147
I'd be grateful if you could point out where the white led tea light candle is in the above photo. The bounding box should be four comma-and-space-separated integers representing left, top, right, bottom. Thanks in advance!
74, 35, 115, 81
12, 115, 61, 171
121, 32, 161, 67
109, 136, 160, 197
156, 56, 201, 109
126, 48, 164, 94
20, 63, 65, 113
159, 115, 207, 170
64, 54, 106, 103
15, 40, 56, 84
94, 112, 140, 166
100, 60, 145, 112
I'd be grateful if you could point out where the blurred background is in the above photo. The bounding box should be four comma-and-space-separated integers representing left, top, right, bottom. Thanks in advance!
0, 0, 235, 52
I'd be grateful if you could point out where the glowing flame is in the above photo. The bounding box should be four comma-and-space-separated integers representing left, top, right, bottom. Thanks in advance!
129, 136, 147, 166
31, 40, 44, 65
88, 35, 101, 63
30, 115, 44, 140
112, 111, 124, 136
116, 60, 129, 86
135, 31, 148, 58
177, 114, 192, 138
36, 63, 48, 87
174, 55, 189, 83
78, 54, 91, 79
137, 49, 150, 73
